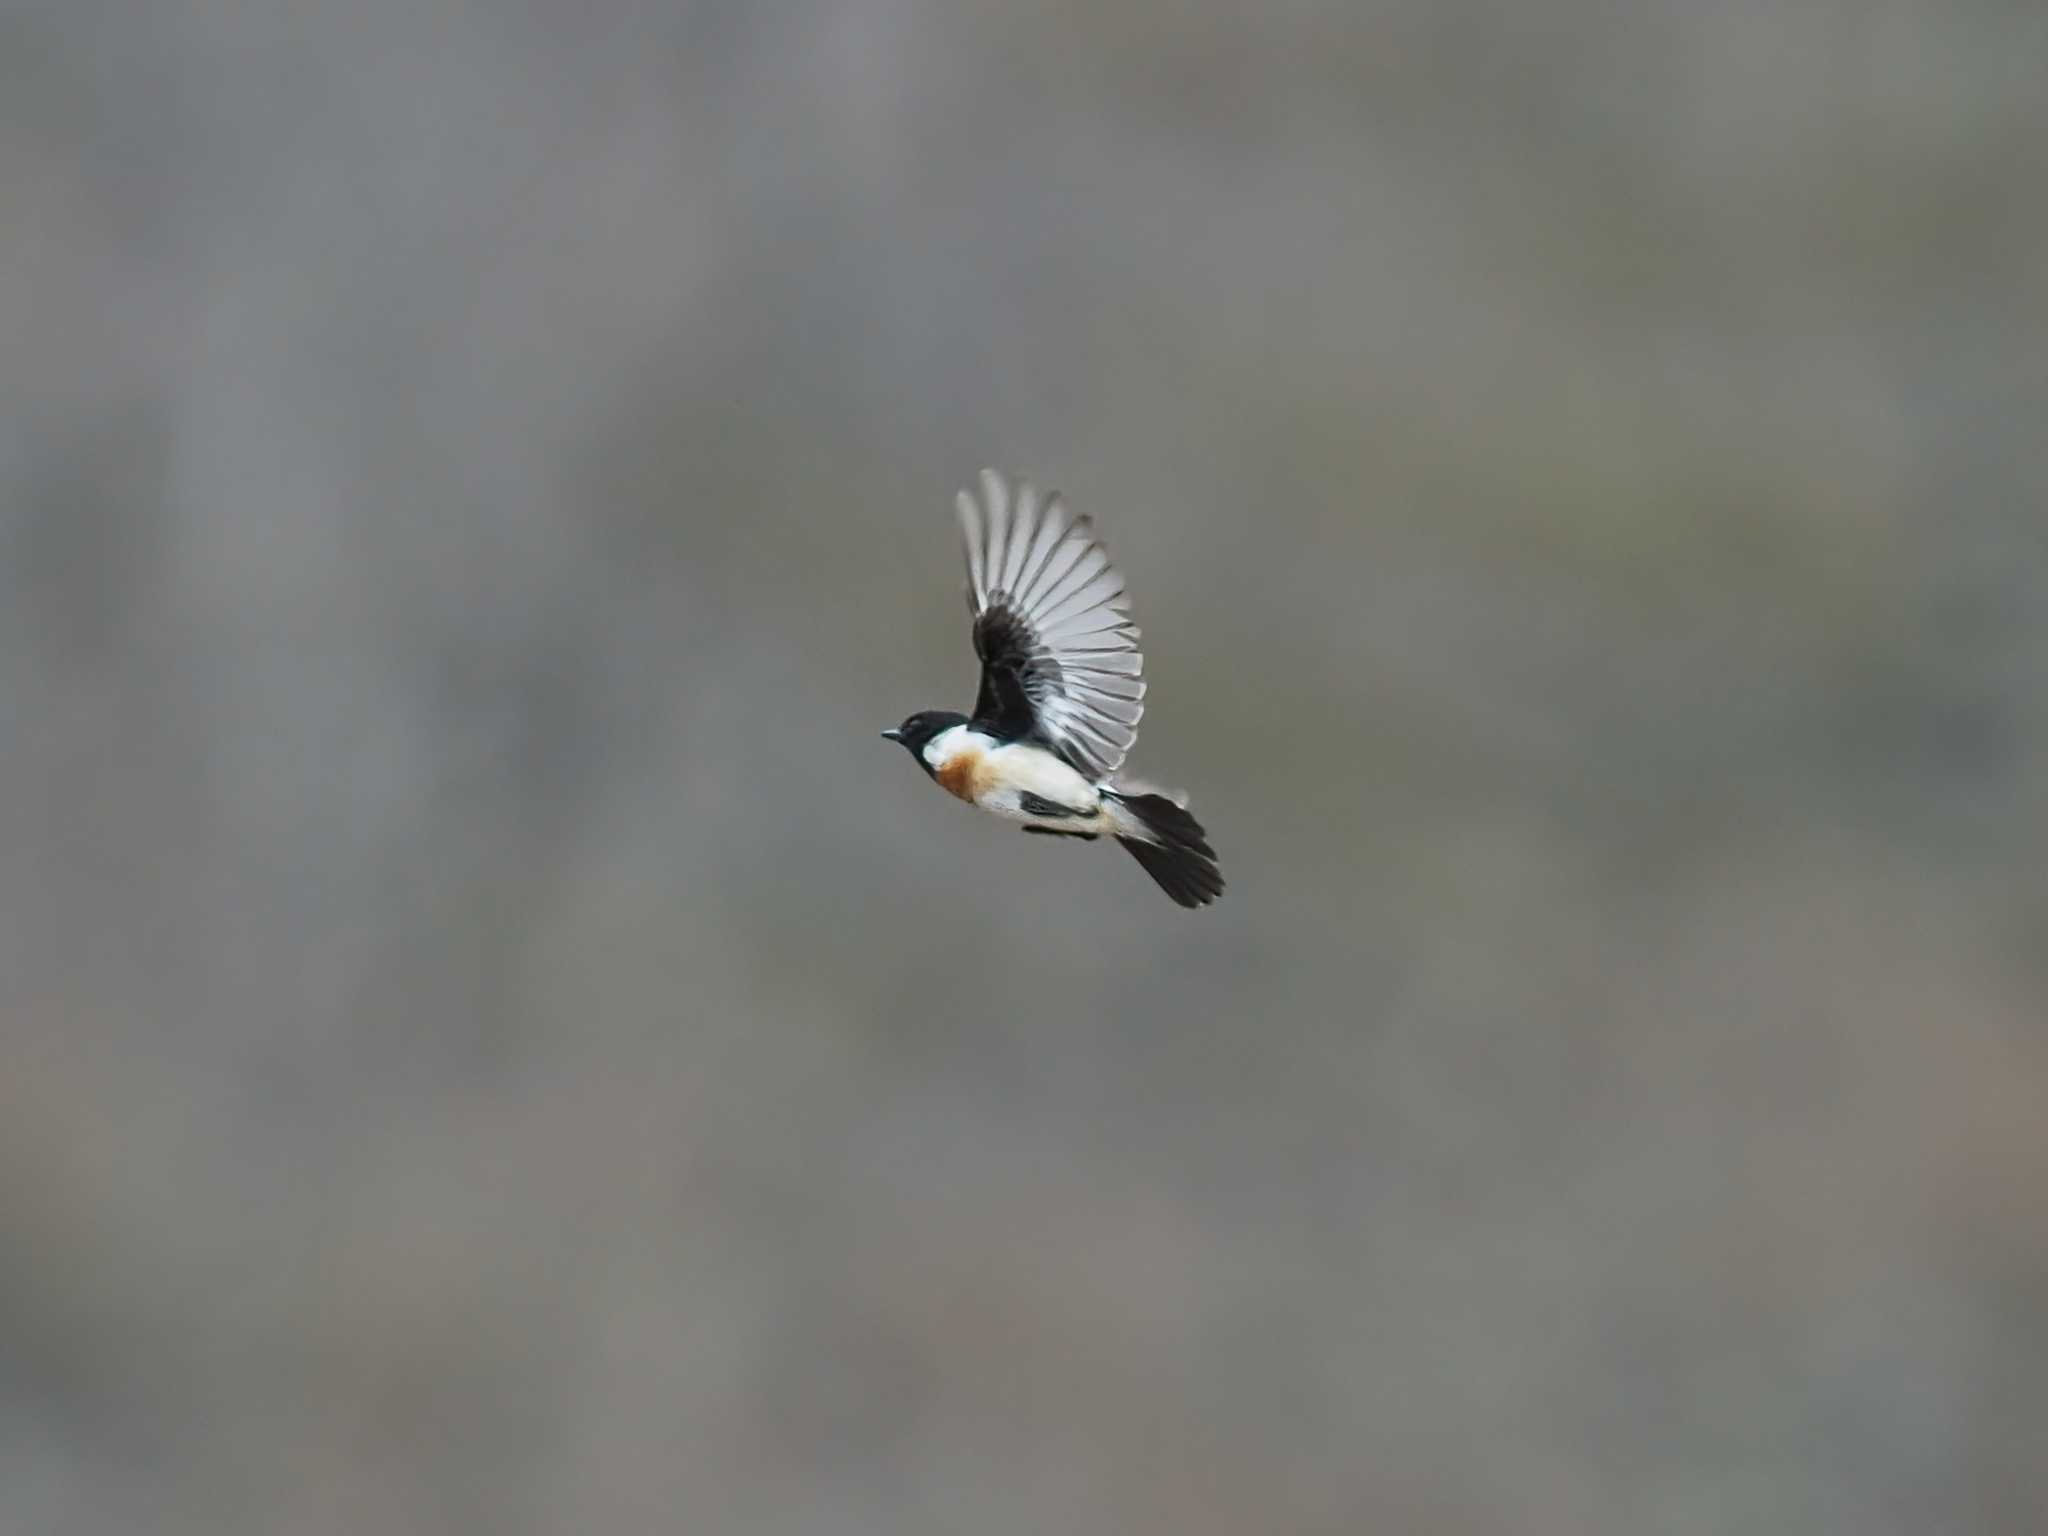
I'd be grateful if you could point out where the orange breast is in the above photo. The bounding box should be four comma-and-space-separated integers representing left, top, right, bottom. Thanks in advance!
935, 748, 986, 803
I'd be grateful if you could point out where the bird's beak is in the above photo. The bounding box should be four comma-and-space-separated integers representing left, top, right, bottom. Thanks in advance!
880, 727, 902, 742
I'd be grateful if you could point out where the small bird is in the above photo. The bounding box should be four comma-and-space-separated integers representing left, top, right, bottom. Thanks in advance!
883, 470, 1223, 908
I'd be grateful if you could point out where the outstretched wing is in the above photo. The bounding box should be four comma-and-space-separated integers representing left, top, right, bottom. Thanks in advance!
957, 469, 1145, 781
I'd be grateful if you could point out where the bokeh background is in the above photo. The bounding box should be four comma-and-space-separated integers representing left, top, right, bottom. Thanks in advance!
6, 2, 2046, 1531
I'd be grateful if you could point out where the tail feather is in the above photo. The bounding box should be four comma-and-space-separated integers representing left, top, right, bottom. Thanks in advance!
1103, 790, 1224, 908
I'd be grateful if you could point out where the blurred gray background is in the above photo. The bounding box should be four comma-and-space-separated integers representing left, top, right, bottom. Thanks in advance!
5, 2, 2046, 1531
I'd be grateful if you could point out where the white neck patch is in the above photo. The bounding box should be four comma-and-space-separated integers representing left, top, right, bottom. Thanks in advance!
922, 723, 986, 768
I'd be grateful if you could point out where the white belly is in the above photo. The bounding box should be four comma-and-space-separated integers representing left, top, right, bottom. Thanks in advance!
981, 740, 1101, 821
925, 728, 1105, 828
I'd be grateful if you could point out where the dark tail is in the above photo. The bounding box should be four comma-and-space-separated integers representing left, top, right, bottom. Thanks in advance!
1104, 791, 1224, 909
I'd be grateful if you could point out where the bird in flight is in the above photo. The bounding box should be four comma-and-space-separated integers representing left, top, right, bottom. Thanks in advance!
883, 470, 1223, 907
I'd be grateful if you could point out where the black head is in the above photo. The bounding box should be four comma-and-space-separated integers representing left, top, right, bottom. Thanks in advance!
881, 709, 966, 764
